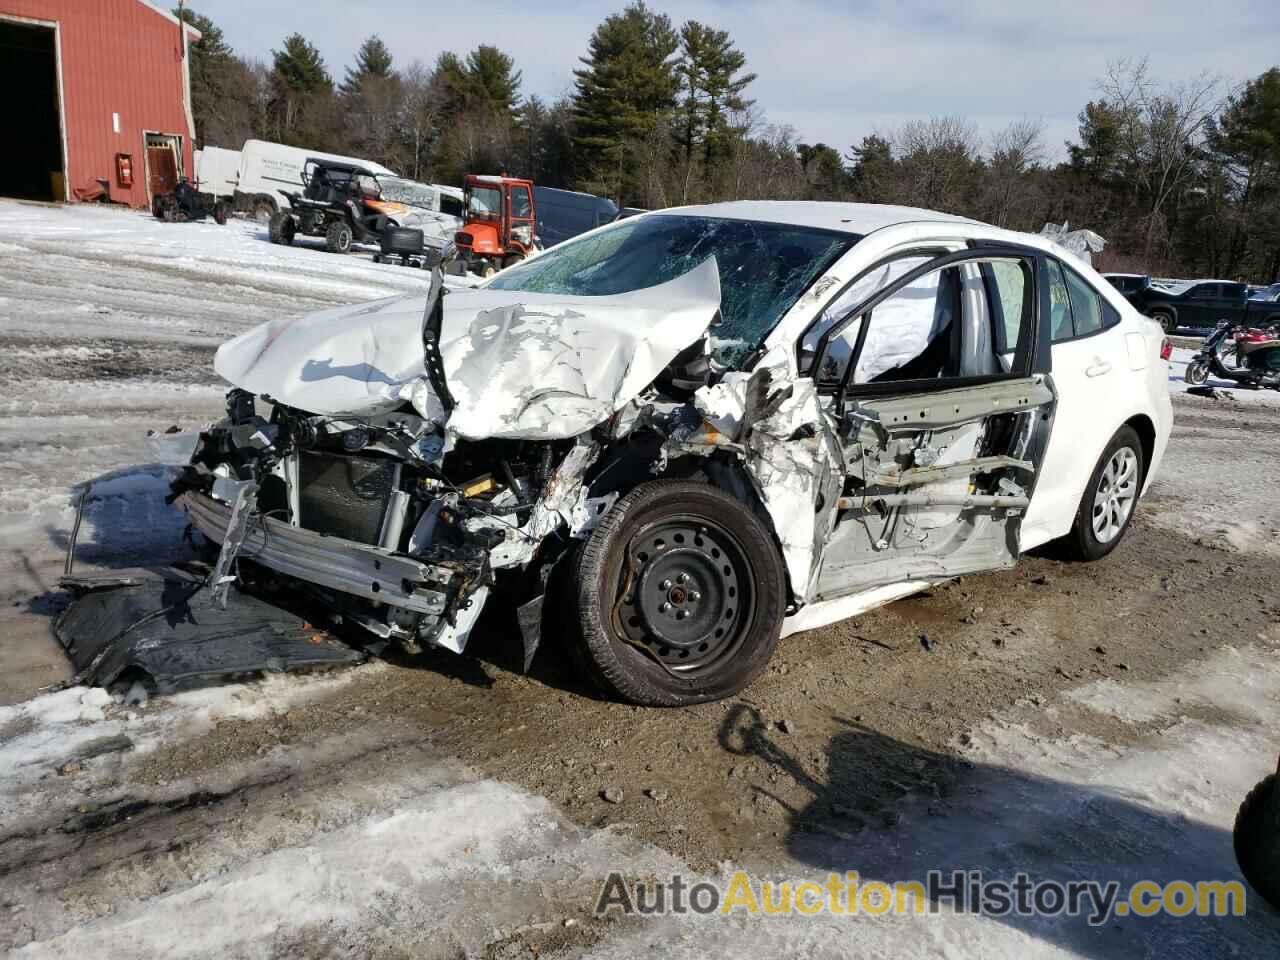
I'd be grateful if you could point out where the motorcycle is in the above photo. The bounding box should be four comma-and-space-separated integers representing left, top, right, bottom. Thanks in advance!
1184, 322, 1280, 390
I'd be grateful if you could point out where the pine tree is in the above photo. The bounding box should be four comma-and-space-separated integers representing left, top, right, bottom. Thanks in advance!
674, 22, 755, 170
269, 34, 332, 144
572, 2, 679, 202
466, 45, 522, 118
340, 35, 394, 96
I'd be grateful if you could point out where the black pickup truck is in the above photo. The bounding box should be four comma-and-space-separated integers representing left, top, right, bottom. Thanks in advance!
1136, 280, 1280, 333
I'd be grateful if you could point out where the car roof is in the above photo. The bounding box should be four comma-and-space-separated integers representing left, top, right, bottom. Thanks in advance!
656, 200, 978, 236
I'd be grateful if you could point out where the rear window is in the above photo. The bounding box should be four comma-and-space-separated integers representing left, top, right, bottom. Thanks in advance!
488, 214, 856, 368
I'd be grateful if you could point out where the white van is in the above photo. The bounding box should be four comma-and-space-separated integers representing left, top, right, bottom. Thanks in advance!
233, 139, 398, 216
194, 146, 242, 200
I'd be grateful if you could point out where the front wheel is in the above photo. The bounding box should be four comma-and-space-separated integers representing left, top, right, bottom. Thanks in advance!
325, 220, 353, 254
267, 211, 294, 245
571, 480, 787, 706
1062, 425, 1145, 561
1185, 359, 1209, 385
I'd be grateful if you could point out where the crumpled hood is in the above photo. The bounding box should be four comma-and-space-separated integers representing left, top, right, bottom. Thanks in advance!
214, 259, 721, 439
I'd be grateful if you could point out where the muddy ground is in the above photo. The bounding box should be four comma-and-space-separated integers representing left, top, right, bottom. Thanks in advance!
7, 396, 1277, 880
2, 203, 1278, 957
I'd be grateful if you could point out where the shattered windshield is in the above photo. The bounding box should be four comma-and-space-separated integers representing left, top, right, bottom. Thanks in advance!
487, 214, 856, 368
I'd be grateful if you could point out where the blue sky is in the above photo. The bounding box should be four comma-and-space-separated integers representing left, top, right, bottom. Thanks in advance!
198, 0, 1279, 160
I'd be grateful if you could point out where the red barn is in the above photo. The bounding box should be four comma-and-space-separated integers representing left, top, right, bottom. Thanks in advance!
0, 0, 199, 208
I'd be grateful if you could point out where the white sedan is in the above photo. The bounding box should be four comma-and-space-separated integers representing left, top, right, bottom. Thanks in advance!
71, 202, 1172, 706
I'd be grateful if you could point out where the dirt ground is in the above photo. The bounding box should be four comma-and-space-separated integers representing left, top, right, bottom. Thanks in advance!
3, 203, 1279, 958
83, 461, 1280, 876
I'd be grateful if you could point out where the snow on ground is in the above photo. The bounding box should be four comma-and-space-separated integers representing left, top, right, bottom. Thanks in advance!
1166, 346, 1280, 406
0, 200, 436, 694
2, 199, 1279, 957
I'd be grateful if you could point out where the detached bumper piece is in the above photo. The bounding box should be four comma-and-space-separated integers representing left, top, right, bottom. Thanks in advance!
55, 566, 364, 688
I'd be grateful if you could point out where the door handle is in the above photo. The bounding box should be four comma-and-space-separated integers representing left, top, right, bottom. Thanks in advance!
1086, 359, 1112, 377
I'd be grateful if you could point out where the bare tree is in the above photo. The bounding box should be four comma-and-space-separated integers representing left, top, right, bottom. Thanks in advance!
891, 116, 982, 212
984, 118, 1046, 228
1100, 58, 1222, 259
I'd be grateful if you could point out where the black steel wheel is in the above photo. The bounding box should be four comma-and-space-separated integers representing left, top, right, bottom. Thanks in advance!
572, 480, 786, 706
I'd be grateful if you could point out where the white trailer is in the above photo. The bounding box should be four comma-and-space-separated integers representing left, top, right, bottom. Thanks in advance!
194, 146, 242, 200
233, 139, 398, 217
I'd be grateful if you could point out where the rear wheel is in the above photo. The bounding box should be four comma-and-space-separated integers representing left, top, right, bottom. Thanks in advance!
212, 201, 228, 226
1062, 425, 1144, 561
267, 211, 294, 245
502, 253, 525, 270
571, 480, 786, 706
1150, 310, 1175, 333
1185, 358, 1209, 385
1234, 773, 1280, 910
325, 220, 353, 254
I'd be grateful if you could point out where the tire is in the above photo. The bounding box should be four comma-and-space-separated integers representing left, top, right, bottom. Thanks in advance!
1150, 310, 1175, 333
1184, 359, 1209, 385
480, 262, 497, 278
212, 202, 228, 226
1062, 425, 1144, 561
297, 210, 320, 236
571, 480, 787, 706
381, 226, 425, 257
152, 197, 164, 220
1234, 774, 1280, 910
502, 253, 525, 270
325, 220, 353, 254
267, 211, 294, 245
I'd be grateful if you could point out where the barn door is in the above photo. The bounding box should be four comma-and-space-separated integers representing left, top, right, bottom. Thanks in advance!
145, 135, 180, 201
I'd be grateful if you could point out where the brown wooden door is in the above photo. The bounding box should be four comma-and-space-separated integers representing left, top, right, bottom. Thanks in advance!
147, 145, 177, 199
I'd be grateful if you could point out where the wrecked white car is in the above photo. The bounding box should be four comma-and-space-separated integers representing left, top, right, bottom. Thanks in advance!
57, 203, 1172, 705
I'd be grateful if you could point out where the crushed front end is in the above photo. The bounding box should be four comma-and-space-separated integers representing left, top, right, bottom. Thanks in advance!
171, 386, 591, 657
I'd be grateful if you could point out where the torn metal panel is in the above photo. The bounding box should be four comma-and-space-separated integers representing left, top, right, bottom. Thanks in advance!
679, 364, 842, 602
56, 568, 364, 687
214, 259, 722, 442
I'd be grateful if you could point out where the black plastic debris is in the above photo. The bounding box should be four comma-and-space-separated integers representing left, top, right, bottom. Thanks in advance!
55, 566, 364, 688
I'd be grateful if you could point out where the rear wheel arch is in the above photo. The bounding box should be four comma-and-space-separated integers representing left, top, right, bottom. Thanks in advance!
1123, 413, 1156, 490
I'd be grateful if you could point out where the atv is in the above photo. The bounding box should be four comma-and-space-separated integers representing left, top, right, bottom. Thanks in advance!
152, 179, 228, 225
268, 160, 460, 257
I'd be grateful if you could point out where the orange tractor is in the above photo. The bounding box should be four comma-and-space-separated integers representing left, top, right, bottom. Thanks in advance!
451, 174, 537, 277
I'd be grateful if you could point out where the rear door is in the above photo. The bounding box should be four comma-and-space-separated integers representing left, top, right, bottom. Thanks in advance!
805, 247, 1054, 600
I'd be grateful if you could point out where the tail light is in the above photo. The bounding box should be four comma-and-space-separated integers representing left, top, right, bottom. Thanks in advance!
1160, 338, 1173, 361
